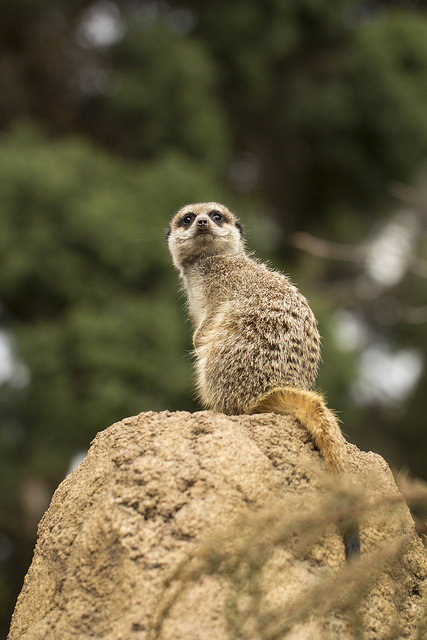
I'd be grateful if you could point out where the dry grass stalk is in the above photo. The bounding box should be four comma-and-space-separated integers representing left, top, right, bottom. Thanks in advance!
150, 475, 427, 639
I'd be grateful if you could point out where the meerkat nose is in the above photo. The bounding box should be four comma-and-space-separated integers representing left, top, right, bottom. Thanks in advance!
197, 218, 209, 227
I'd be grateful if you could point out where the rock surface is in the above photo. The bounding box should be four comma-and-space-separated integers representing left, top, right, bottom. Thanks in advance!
8, 411, 427, 640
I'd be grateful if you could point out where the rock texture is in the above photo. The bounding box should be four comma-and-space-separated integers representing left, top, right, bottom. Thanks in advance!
8, 411, 427, 640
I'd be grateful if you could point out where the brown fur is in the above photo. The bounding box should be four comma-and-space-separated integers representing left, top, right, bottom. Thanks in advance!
167, 202, 359, 556
249, 388, 346, 474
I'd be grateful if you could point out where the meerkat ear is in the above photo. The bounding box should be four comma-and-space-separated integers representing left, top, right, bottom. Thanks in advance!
235, 221, 244, 237
165, 227, 171, 243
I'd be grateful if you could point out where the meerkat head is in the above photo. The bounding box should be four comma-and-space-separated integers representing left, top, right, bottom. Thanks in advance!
166, 202, 244, 271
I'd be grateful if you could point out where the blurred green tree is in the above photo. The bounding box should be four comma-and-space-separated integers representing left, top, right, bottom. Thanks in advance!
176, 0, 427, 231
0, 125, 228, 632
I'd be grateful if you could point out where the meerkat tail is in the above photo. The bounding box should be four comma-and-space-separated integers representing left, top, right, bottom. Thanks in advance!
342, 521, 361, 560
248, 386, 360, 559
248, 387, 347, 474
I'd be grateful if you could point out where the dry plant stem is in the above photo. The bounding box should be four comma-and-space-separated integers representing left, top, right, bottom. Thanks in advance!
292, 232, 366, 262
151, 532, 417, 640
390, 181, 427, 213
260, 536, 414, 640
292, 231, 427, 280
150, 481, 427, 639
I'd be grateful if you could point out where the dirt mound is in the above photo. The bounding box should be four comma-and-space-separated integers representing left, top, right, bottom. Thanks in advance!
8, 411, 427, 639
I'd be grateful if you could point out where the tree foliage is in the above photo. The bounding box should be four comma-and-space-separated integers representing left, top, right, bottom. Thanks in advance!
0, 124, 228, 628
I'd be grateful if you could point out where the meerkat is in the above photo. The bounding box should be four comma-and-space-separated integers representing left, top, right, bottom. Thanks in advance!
166, 201, 360, 559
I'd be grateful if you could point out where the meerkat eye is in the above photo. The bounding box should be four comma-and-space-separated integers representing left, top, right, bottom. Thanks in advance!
180, 213, 195, 227
209, 210, 223, 223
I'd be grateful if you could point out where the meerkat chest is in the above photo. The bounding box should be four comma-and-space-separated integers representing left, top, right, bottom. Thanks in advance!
182, 255, 253, 327
182, 271, 210, 326
187, 286, 208, 325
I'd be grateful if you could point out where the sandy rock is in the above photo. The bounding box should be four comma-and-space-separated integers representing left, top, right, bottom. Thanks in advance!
8, 411, 427, 640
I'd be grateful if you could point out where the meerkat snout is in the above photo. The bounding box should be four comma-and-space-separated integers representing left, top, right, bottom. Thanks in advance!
193, 216, 211, 234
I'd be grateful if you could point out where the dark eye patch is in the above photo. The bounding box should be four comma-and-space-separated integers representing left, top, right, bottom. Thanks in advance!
180, 213, 195, 227
209, 210, 224, 223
